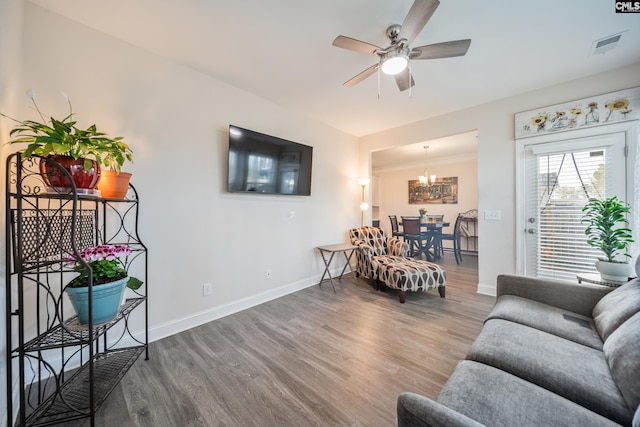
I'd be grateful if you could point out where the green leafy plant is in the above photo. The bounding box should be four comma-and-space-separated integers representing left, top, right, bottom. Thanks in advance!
582, 196, 634, 263
66, 244, 143, 290
1, 91, 133, 172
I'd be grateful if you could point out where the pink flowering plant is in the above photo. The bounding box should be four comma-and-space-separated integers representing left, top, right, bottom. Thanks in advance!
66, 244, 143, 289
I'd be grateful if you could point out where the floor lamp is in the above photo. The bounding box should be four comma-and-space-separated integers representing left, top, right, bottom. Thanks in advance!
357, 178, 370, 226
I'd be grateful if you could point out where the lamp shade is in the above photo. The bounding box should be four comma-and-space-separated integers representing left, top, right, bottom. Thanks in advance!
357, 177, 370, 187
360, 202, 369, 211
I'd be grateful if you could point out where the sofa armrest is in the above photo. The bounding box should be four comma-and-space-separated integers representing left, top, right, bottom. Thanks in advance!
496, 274, 614, 317
387, 237, 409, 257
397, 392, 486, 427
351, 238, 373, 258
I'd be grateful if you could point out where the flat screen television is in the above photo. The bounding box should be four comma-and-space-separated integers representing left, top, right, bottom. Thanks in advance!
227, 125, 313, 196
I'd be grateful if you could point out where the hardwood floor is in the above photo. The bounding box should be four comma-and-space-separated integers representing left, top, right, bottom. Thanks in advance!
61, 253, 494, 427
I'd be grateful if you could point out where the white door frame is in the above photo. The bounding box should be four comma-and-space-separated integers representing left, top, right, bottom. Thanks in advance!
515, 121, 639, 276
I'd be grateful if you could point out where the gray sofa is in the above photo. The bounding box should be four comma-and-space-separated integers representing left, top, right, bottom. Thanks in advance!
397, 269, 640, 427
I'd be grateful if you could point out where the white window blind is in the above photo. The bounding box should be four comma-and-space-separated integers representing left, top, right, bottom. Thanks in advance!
524, 134, 626, 281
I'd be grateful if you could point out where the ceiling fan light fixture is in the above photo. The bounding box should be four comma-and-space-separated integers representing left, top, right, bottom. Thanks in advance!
381, 51, 408, 75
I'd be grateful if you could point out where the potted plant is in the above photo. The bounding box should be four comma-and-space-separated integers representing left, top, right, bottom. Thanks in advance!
65, 244, 143, 324
2, 91, 133, 194
582, 196, 634, 282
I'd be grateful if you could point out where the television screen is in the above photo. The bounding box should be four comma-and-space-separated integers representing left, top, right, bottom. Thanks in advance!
227, 125, 313, 196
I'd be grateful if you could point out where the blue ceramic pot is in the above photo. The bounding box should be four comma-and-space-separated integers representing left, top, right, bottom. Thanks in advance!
65, 276, 128, 324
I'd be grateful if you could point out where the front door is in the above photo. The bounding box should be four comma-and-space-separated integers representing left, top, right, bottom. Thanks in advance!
523, 132, 627, 280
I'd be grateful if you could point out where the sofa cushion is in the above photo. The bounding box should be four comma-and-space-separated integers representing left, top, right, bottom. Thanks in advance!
593, 279, 640, 342
377, 258, 446, 293
370, 254, 407, 281
467, 319, 632, 425
436, 361, 622, 427
496, 274, 612, 317
487, 295, 602, 349
604, 312, 640, 413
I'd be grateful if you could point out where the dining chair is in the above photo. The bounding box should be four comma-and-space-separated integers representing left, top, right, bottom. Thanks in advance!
400, 216, 424, 258
388, 215, 403, 238
440, 213, 463, 264
426, 214, 445, 255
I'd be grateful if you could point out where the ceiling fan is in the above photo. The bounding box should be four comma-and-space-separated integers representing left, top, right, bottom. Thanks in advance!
332, 0, 471, 92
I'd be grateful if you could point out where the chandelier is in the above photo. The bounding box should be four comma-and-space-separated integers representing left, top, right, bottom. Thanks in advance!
418, 146, 436, 186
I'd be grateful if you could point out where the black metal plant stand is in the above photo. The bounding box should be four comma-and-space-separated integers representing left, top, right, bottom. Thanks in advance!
4, 154, 149, 426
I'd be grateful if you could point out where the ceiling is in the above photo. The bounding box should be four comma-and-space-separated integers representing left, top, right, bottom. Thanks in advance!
28, 0, 640, 138
372, 131, 477, 174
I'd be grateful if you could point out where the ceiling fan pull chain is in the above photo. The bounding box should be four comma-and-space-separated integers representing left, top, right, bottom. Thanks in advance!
377, 62, 381, 99
409, 63, 413, 98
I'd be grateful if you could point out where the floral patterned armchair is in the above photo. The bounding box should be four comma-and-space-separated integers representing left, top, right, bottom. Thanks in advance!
348, 226, 409, 281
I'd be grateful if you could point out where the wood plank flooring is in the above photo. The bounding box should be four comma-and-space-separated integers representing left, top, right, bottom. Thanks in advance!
60, 253, 494, 427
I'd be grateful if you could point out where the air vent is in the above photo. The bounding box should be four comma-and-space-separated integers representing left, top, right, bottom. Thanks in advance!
590, 33, 623, 55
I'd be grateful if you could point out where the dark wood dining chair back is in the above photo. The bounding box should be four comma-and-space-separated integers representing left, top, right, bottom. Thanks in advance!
440, 213, 463, 264
400, 217, 421, 236
401, 216, 424, 257
426, 214, 445, 255
389, 215, 403, 237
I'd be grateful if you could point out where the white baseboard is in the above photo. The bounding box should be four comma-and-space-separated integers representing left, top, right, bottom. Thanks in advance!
476, 282, 496, 297
146, 269, 343, 343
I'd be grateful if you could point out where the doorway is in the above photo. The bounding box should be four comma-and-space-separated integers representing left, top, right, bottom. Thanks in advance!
370, 131, 478, 251
516, 122, 637, 280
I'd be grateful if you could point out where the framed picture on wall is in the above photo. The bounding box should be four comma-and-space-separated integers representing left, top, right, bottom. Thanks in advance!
409, 177, 458, 204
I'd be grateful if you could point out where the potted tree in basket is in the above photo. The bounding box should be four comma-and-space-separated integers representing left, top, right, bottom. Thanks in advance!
65, 244, 143, 325
2, 91, 133, 196
582, 196, 634, 282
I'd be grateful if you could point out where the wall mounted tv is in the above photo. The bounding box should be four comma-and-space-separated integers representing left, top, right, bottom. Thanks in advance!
227, 125, 313, 196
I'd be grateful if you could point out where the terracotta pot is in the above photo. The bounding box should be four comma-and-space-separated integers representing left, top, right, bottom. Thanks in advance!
39, 155, 101, 190
98, 170, 132, 199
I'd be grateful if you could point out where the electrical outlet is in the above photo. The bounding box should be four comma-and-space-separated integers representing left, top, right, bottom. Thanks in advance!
203, 282, 213, 296
265, 269, 272, 280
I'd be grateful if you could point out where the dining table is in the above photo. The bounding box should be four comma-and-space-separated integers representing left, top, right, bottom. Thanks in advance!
400, 219, 450, 261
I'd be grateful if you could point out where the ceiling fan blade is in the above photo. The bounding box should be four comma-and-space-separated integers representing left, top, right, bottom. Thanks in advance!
399, 0, 440, 45
395, 68, 415, 92
332, 36, 382, 55
411, 39, 471, 59
343, 63, 379, 87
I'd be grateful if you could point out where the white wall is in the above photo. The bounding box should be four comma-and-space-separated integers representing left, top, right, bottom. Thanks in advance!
376, 158, 478, 239
6, 4, 359, 343
0, 0, 24, 423
359, 62, 640, 295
